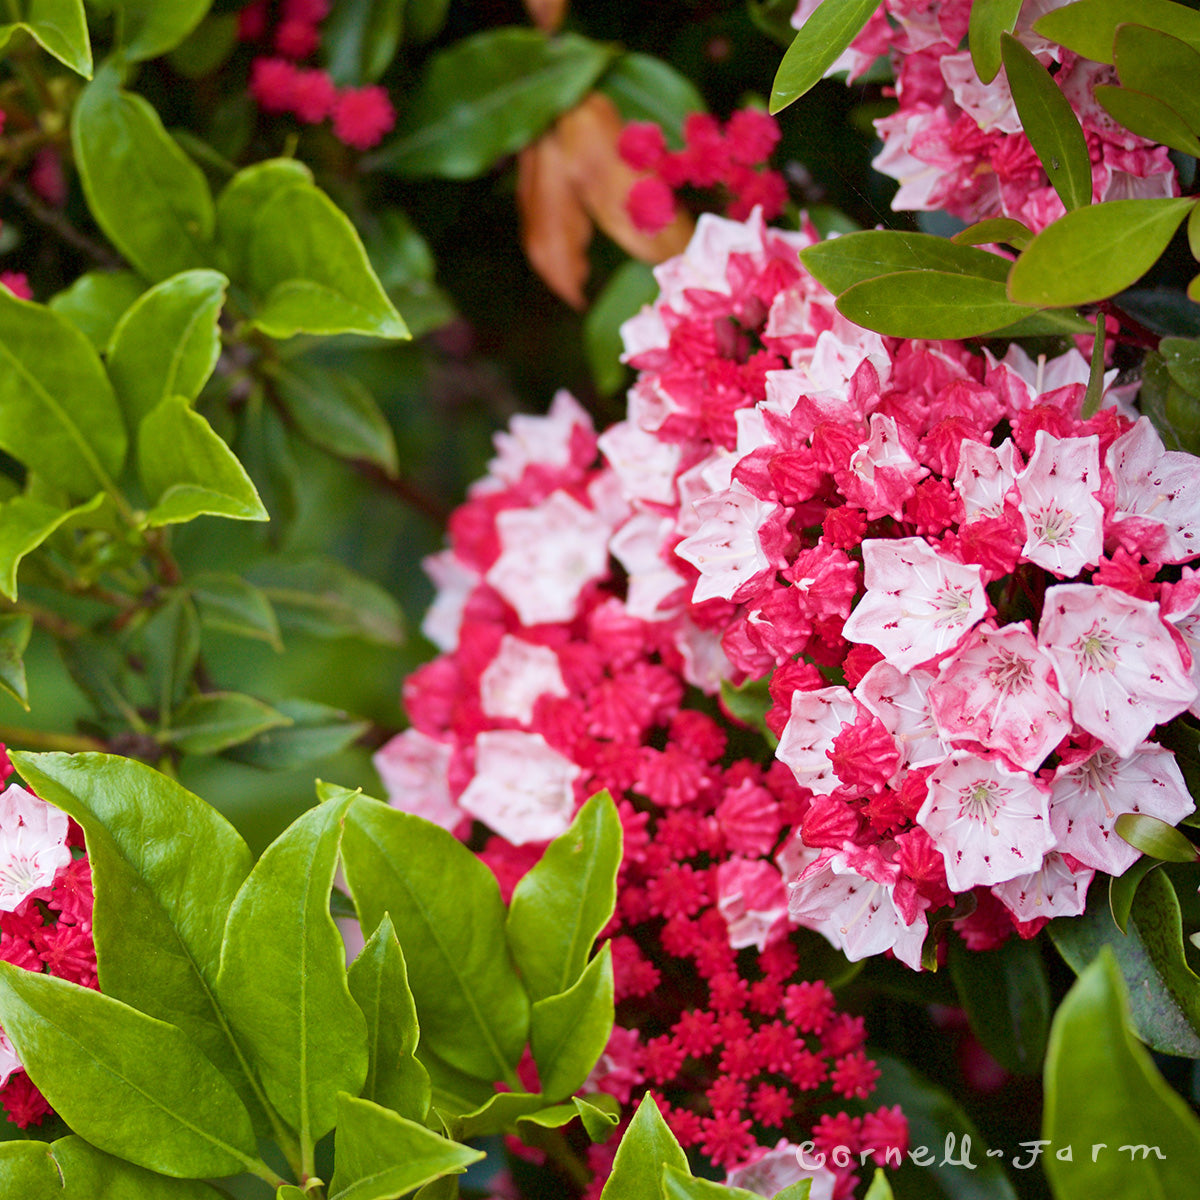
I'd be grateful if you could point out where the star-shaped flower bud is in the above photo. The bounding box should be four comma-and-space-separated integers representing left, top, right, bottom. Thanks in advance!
0, 783, 70, 912
1015, 431, 1104, 577
373, 729, 459, 831
675, 486, 786, 604
991, 851, 1093, 923
479, 635, 567, 725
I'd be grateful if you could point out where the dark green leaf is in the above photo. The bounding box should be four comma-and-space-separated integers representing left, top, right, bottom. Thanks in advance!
347, 914, 431, 1122
72, 65, 214, 282
58, 636, 138, 723
1034, 0, 1200, 64
362, 210, 455, 337
191, 572, 282, 649
0, 613, 31, 709
585, 260, 658, 395
0, 1140, 60, 1196
106, 269, 228, 429
49, 271, 144, 351
0, 289, 126, 499
1001, 34, 1092, 211
405, 0, 448, 40
950, 218, 1033, 250
720, 675, 778, 748
1044, 948, 1200, 1199
164, 691, 290, 755
1081, 310, 1107, 418
113, 0, 212, 60
0, 0, 90, 76
749, 0, 809, 46
323, 0, 403, 85
1115, 813, 1199, 863
1160, 335, 1200, 395
214, 158, 313, 282
600, 1093, 688, 1200
167, 13, 239, 79
0, 493, 105, 601
216, 793, 368, 1147
329, 1094, 483, 1200
769, 0, 886, 113
138, 592, 201, 722
138, 396, 267, 527
341, 796, 530, 1084
968, 0, 1023, 83
599, 52, 706, 147
222, 698, 368, 770
0, 963, 258, 1178
530, 944, 614, 1100
1135, 351, 1200, 453
1109, 858, 1161, 933
1007, 197, 1196, 306
372, 29, 616, 178
53, 1135, 225, 1199
1049, 867, 1200, 1055
1095, 85, 1200, 157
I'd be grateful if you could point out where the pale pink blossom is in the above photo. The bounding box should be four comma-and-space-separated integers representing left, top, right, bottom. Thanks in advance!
610, 514, 686, 621
840, 413, 929, 520
0, 1027, 21, 1089
479, 635, 567, 725
480, 389, 593, 489
0, 783, 70, 911
954, 439, 1021, 521
675, 487, 784, 604
598, 419, 681, 507
373, 729, 460, 831
991, 851, 1093, 923
855, 661, 947, 770
1015, 432, 1104, 577
419, 550, 479, 652
726, 1139, 837, 1199
716, 857, 790, 950
1162, 567, 1200, 717
776, 686, 857, 795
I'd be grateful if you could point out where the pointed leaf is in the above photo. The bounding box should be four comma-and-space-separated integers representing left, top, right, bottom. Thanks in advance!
1115, 813, 1200, 862
507, 791, 621, 1001
222, 698, 369, 771
1109, 858, 1161, 934
48, 270, 144, 351
451, 1091, 549, 1142
530, 944, 614, 1100
574, 1095, 620, 1143
0, 0, 90, 76
951, 217, 1033, 250
53, 1135, 225, 1199
323, 0, 403, 85
968, 0, 1024, 83
600, 1093, 688, 1200
862, 1171, 894, 1200
0, 614, 31, 709
164, 691, 290, 755
1095, 85, 1200, 157
191, 573, 281, 649
1034, 0, 1200, 64
1115, 24, 1200, 131
769, 0, 887, 112
661, 1165, 761, 1200
0, 493, 105, 601
215, 159, 313, 281
216, 794, 368, 1146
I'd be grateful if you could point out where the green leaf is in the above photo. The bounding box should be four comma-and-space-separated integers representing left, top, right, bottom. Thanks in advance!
112, 0, 212, 60
720, 675, 778, 748
246, 183, 407, 340
216, 793, 368, 1147
72, 65, 214, 282
1094, 85, 1200, 157
600, 1093, 688, 1200
599, 52, 706, 147
0, 289, 126, 499
362, 209, 455, 338
1160, 335, 1200, 395
106, 269, 228, 429
1007, 197, 1196, 307
968, 0, 1023, 83
0, 1140, 61, 1196
222, 698, 368, 770
214, 158, 313, 282
948, 935, 1050, 1074
164, 691, 290, 755
405, 0, 448, 41
272, 361, 399, 474
574, 1095, 620, 1143
138, 592, 201, 721
53, 1135, 226, 1199
1119, 25, 1200, 137
1000, 34, 1092, 212
0, 613, 31, 709
1115, 813, 1199, 862
347, 914, 431, 1122
191, 573, 281, 649
1134, 350, 1200, 454
1044, 947, 1200, 1199
585, 260, 658, 395
0, 492, 105, 601
507, 792, 621, 1002
372, 28, 616, 178
329, 1094, 483, 1200
167, 13, 238, 79
0, 963, 258, 1178
950, 217, 1034, 250
450, 1090, 550, 1142
662, 1165, 763, 1200
341, 796, 530, 1084
48, 270, 144, 351
862, 1170, 895, 1200
138, 396, 267, 526
323, 0, 403, 85
1109, 857, 1160, 934
1034, 0, 1200, 64
531, 944, 614, 1100
769, 0, 885, 113
1049, 867, 1200, 1055
251, 558, 405, 646
0, 0, 90, 76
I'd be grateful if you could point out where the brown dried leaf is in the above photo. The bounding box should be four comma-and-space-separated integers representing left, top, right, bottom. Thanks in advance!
523, 0, 568, 32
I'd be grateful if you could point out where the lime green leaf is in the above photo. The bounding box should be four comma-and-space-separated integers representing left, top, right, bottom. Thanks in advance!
1115, 812, 1200, 862
600, 1093, 688, 1200
451, 1091, 550, 1142
347, 914, 431, 1122
1115, 24, 1200, 130
1034, 0, 1200, 64
329, 1094, 483, 1200
951, 217, 1034, 250
0, 289, 126, 499
769, 0, 885, 113
1095, 85, 1200, 157
969, 0, 1023, 82
531, 944, 614, 1100
191, 573, 281, 649
222, 698, 368, 770
138, 396, 267, 526
48, 270, 144, 351
585, 260, 658, 395
0, 0, 90, 76
599, 52, 706, 147
1109, 858, 1160, 934
323, 0, 403, 85
948, 935, 1050, 1074
1007, 197, 1196, 306
0, 492, 105, 601
574, 1095, 620, 1143
214, 158, 313, 281
216, 793, 368, 1147
72, 65, 214, 282
112, 0, 212, 60
341, 796, 530, 1084
106, 269, 228, 429
0, 962, 258, 1177
373, 29, 616, 178
1044, 948, 1200, 1198
1001, 34, 1092, 212
0, 1140, 60, 1196
862, 1170, 894, 1200
1049, 867, 1200, 1055
278, 1189, 306, 1200
164, 691, 290, 755
53, 1135, 226, 1199
0, 613, 31, 709
662, 1165, 762, 1200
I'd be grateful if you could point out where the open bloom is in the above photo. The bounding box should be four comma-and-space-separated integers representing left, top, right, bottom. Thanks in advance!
0, 784, 70, 911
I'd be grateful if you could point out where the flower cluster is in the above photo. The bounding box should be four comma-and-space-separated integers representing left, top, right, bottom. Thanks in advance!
0, 748, 96, 1127
242, 0, 395, 150
619, 110, 789, 236
790, 0, 1177, 230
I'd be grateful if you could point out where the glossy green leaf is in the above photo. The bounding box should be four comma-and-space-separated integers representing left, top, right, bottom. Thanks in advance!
164, 691, 290, 755
862, 1171, 894, 1200
329, 1094, 483, 1200
0, 289, 126, 499
508, 792, 621, 1001
138, 592, 201, 721
531, 944, 614, 1100
342, 796, 530, 1084
191, 573, 281, 649
1001, 34, 1092, 212
214, 158, 313, 282
585, 260, 658, 395
948, 935, 1050, 1074
272, 361, 399, 474
1095, 85, 1200, 157
246, 183, 407, 340
769, 0, 886, 112
0, 962, 258, 1178
0, 0, 90, 76
1109, 858, 1161, 934
968, 0, 1023, 82
1160, 335, 1200, 394
661, 1165, 762, 1200
1115, 24, 1200, 126
950, 218, 1033, 250
1049, 867, 1200, 1055
0, 1140, 61, 1197
216, 793, 368, 1147
1007, 197, 1196, 306
48, 270, 144, 351
323, 0, 403, 84
0, 492, 105, 601
53, 1136, 225, 1199
138, 396, 267, 527
1044, 948, 1200, 1198
574, 1095, 620, 1143
106, 270, 227, 429
1034, 0, 1200, 63
373, 29, 615, 178
223, 698, 368, 770
278, 1189, 306, 1200
599, 52, 706, 147
347, 914, 431, 1122
72, 65, 214, 282
1115, 813, 1200, 862
600, 1093, 688, 1200
451, 1090, 550, 1141
112, 0, 212, 60
0, 614, 31, 709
